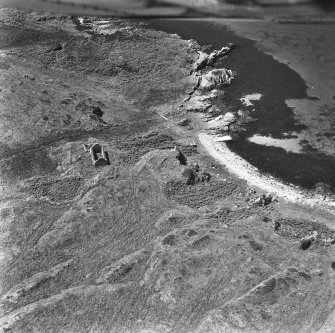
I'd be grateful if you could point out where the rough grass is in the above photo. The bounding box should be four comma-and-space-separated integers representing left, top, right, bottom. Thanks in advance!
25, 176, 84, 202
163, 179, 240, 209
275, 217, 335, 245
0, 147, 58, 182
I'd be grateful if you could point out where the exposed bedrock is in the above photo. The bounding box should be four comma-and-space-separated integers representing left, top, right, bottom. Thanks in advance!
199, 68, 235, 90
193, 43, 236, 71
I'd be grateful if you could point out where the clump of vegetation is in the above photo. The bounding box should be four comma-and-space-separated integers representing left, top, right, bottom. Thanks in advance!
25, 176, 84, 202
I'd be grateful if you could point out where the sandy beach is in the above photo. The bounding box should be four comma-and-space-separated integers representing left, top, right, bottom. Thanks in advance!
199, 132, 335, 214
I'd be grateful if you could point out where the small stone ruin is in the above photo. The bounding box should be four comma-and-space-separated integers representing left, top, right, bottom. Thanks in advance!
90, 143, 109, 167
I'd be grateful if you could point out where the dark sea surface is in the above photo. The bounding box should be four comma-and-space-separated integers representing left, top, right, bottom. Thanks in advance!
146, 19, 335, 190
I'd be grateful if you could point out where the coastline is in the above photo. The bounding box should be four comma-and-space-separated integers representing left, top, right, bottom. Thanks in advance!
199, 132, 335, 214
213, 18, 335, 157
148, 18, 335, 190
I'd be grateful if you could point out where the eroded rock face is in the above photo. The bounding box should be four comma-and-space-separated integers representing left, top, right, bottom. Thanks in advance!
199, 69, 235, 90
207, 43, 236, 66
1, 260, 73, 304
193, 43, 236, 70
185, 96, 212, 113
193, 51, 209, 71
207, 112, 236, 129
223, 112, 236, 123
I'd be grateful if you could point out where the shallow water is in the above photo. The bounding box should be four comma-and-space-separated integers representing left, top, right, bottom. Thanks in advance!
146, 19, 335, 190
240, 93, 262, 107
248, 134, 302, 154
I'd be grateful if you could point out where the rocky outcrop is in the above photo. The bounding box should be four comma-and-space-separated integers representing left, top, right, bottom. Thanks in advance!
207, 43, 236, 66
1, 260, 73, 305
198, 89, 221, 100
0, 283, 130, 332
185, 96, 212, 113
95, 248, 149, 284
182, 42, 235, 126
199, 69, 235, 90
193, 43, 236, 71
207, 112, 236, 130
176, 118, 190, 126
193, 51, 209, 71
300, 231, 318, 250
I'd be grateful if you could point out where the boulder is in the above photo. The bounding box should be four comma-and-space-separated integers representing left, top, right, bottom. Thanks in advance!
257, 193, 274, 206
208, 89, 221, 99
223, 112, 236, 123
207, 116, 229, 129
274, 221, 281, 230
300, 238, 312, 250
177, 118, 190, 126
182, 168, 197, 185
207, 112, 236, 129
300, 231, 318, 250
